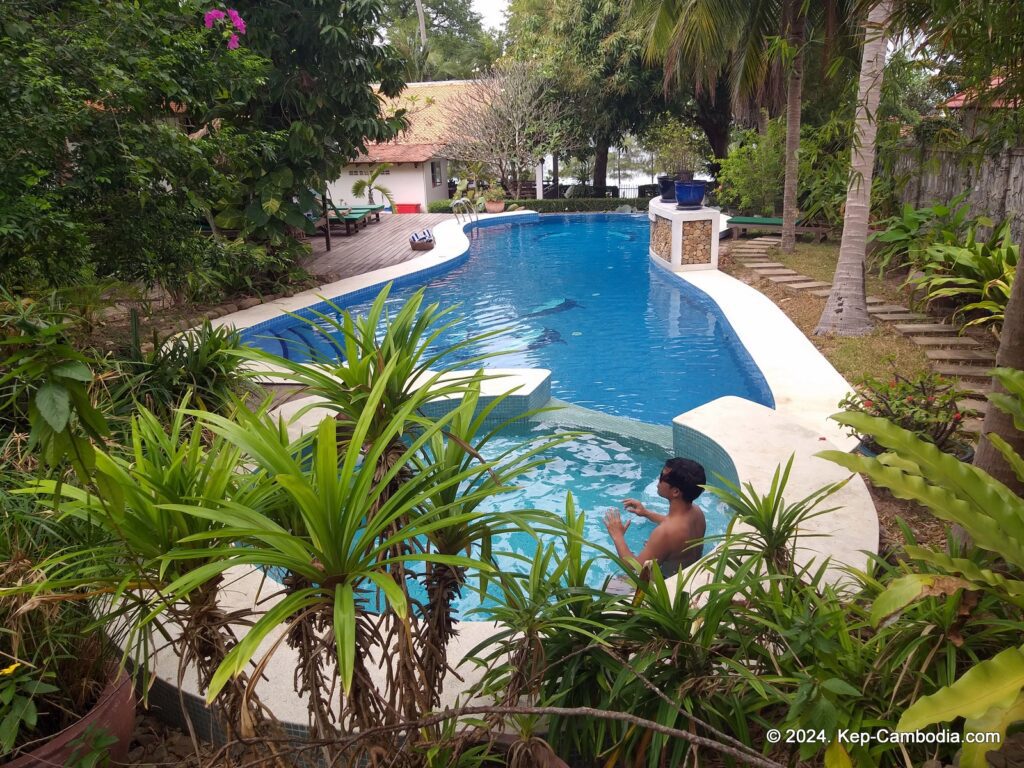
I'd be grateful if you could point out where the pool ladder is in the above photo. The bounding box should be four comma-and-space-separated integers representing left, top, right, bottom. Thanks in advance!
451, 197, 478, 225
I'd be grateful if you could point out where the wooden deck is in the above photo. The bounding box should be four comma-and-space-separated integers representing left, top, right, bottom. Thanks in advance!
300, 213, 456, 283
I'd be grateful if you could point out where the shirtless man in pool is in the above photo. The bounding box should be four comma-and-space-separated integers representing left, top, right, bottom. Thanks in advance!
604, 457, 707, 576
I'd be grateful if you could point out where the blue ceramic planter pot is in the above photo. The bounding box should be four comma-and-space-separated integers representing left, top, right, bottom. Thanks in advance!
658, 176, 677, 202
674, 180, 706, 209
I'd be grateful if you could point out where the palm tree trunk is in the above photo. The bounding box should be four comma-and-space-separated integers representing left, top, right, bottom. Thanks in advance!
780, 3, 805, 254
414, 0, 427, 52
973, 258, 1024, 494
814, 0, 891, 336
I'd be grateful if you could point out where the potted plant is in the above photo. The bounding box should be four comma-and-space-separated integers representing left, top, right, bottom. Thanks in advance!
482, 187, 506, 213
642, 117, 709, 203
0, 479, 136, 767
838, 370, 976, 461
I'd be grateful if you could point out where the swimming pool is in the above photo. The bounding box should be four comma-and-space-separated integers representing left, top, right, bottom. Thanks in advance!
266, 417, 732, 615
243, 214, 773, 426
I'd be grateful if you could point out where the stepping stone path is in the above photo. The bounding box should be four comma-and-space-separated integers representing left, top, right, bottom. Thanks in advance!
725, 236, 1000, 435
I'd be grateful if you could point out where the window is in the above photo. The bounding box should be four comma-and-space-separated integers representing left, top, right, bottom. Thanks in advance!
431, 161, 443, 187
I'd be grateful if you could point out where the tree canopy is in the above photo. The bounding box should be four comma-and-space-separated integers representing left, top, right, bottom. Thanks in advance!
381, 0, 501, 82
0, 0, 406, 291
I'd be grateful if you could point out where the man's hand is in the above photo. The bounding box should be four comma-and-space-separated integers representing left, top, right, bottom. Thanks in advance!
604, 509, 632, 540
623, 498, 649, 518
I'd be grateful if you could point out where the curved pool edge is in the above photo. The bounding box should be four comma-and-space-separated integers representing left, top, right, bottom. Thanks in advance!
209, 210, 539, 334
650, 255, 856, 450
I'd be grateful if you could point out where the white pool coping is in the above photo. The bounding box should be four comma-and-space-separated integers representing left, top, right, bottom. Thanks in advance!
208, 211, 538, 333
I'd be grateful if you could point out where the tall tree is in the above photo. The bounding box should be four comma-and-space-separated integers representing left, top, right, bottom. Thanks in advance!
630, 0, 855, 248
382, 0, 500, 82
444, 61, 564, 196
779, 0, 805, 252
814, 0, 892, 336
506, 0, 664, 189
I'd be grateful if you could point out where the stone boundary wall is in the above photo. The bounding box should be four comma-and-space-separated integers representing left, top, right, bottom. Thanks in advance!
894, 146, 1024, 244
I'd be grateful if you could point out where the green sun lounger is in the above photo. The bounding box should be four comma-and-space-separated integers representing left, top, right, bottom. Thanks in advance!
347, 204, 385, 224
320, 199, 369, 235
725, 215, 828, 241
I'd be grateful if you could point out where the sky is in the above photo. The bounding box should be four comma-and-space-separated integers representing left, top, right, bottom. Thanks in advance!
471, 0, 508, 32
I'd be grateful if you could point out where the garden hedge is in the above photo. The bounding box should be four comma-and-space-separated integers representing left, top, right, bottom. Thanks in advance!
426, 198, 651, 214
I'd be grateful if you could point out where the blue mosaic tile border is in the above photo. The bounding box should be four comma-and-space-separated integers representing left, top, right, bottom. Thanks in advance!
672, 422, 739, 489
418, 374, 551, 424
240, 213, 540, 340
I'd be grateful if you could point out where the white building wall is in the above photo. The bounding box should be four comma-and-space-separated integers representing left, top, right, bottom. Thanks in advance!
424, 158, 450, 208
328, 159, 450, 212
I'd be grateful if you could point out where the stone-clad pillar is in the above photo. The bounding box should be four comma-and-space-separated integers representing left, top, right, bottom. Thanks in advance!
647, 198, 720, 271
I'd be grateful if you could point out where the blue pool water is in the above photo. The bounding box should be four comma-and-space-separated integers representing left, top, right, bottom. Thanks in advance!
243, 214, 773, 425
268, 422, 732, 614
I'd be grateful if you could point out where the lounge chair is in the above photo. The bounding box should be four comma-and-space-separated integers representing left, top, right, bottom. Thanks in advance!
320, 199, 369, 235
348, 203, 386, 224
724, 215, 828, 242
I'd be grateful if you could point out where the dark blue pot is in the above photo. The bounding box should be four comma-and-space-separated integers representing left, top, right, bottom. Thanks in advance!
674, 180, 706, 209
658, 176, 677, 202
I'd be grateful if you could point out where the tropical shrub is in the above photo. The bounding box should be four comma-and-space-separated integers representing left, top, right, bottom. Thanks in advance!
797, 117, 853, 229
14, 287, 572, 764
908, 219, 1019, 332
0, 290, 107, 474
109, 319, 253, 419
869, 192, 979, 275
18, 403, 283, 743
820, 367, 1024, 768
0, 472, 116, 762
838, 369, 974, 453
639, 115, 712, 178
427, 197, 651, 213
715, 121, 786, 217
351, 163, 396, 209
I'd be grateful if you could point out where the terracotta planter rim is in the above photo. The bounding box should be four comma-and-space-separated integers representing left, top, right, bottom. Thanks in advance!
2, 668, 135, 768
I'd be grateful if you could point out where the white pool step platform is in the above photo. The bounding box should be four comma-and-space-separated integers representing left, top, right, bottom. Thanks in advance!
674, 396, 877, 582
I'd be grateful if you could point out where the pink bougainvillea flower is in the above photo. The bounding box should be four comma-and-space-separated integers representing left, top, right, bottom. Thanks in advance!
226, 8, 246, 34
227, 33, 240, 49
204, 8, 226, 27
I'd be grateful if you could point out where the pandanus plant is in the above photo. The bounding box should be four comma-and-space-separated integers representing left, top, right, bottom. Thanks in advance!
18, 403, 284, 744
193, 286, 562, 757
412, 383, 576, 695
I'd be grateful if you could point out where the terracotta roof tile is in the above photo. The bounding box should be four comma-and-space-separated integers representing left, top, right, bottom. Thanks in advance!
354, 80, 479, 162
353, 143, 442, 163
